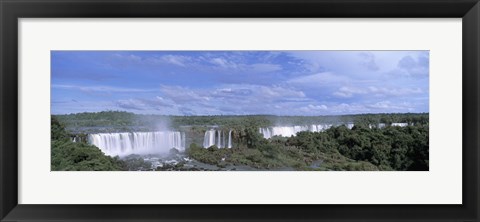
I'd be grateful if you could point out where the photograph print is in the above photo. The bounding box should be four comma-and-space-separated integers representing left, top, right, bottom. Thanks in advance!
51, 50, 429, 171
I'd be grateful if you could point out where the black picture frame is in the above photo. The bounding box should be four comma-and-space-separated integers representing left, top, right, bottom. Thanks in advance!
1, 0, 479, 221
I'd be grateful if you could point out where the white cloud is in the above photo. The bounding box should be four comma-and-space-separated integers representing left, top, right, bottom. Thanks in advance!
330, 103, 369, 114
112, 53, 194, 67
249, 63, 282, 73
367, 101, 414, 111
299, 104, 328, 113
160, 85, 211, 104
156, 55, 192, 67
359, 52, 379, 71
288, 72, 350, 88
210, 57, 236, 69
388, 54, 429, 77
286, 51, 429, 81
112, 53, 142, 62
333, 86, 423, 98
333, 86, 367, 98
52, 84, 155, 94
116, 99, 148, 110
208, 57, 282, 74
53, 51, 429, 115
368, 86, 423, 96
129, 84, 308, 115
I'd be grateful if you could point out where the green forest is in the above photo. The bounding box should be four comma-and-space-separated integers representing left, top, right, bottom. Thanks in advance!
51, 117, 125, 170
51, 111, 428, 171
55, 111, 428, 132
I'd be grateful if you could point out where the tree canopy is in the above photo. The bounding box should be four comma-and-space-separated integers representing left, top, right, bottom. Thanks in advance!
51, 116, 125, 171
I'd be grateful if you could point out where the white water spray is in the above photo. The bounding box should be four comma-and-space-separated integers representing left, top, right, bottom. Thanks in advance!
88, 131, 185, 156
259, 124, 335, 139
203, 129, 233, 148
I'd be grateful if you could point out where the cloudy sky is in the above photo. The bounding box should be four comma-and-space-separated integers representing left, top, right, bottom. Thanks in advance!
51, 50, 429, 116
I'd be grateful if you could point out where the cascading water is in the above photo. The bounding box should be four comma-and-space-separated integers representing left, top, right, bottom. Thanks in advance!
259, 124, 334, 139
217, 130, 224, 148
391, 123, 408, 127
203, 129, 216, 148
259, 122, 410, 139
228, 130, 232, 148
88, 131, 185, 157
345, 123, 355, 129
368, 123, 408, 128
203, 129, 233, 148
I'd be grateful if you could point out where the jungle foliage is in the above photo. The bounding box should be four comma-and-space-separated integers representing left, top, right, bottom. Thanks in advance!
51, 116, 126, 171
54, 111, 428, 133
187, 124, 428, 171
52, 111, 429, 171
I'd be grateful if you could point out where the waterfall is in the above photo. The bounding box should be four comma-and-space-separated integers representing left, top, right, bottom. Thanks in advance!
227, 130, 232, 148
391, 123, 408, 127
259, 124, 335, 139
203, 129, 232, 148
88, 131, 185, 157
203, 129, 215, 148
259, 122, 409, 138
368, 123, 407, 128
345, 123, 355, 129
217, 130, 223, 148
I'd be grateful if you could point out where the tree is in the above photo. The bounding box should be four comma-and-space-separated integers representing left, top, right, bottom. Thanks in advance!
51, 116, 126, 171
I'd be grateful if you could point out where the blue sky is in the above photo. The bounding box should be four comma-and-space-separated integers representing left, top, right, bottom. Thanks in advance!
51, 51, 429, 116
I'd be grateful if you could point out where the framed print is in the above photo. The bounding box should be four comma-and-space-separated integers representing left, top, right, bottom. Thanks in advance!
1, 0, 479, 221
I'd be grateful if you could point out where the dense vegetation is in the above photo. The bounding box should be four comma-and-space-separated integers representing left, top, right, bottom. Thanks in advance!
187, 124, 428, 171
52, 111, 429, 171
54, 111, 428, 133
51, 116, 125, 171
